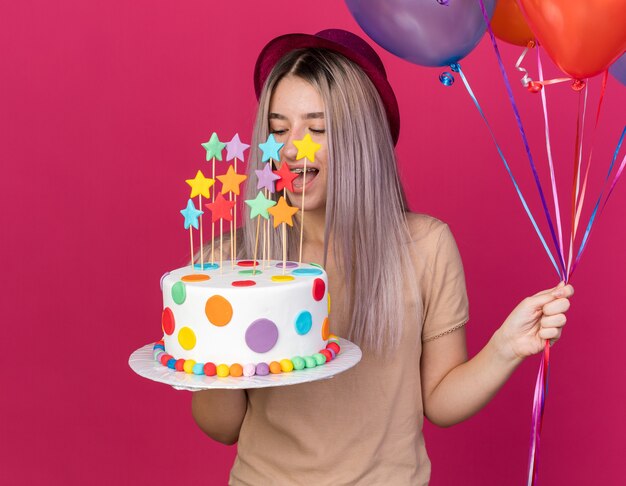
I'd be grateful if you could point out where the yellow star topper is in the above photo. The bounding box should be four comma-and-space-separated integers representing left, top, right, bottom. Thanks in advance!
185, 170, 215, 198
268, 196, 299, 228
293, 133, 321, 163
216, 165, 248, 196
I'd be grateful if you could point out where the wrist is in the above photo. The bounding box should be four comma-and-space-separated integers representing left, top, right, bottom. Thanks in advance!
490, 328, 525, 368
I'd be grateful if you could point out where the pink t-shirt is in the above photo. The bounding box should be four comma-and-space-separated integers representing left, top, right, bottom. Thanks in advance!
230, 214, 469, 485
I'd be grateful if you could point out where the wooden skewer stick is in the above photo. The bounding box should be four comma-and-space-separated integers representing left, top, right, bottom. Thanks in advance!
199, 194, 203, 270
298, 158, 307, 264
211, 157, 216, 265
189, 226, 194, 268
253, 215, 261, 275
282, 221, 287, 275
220, 219, 223, 274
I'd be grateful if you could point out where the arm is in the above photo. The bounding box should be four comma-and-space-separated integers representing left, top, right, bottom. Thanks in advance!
191, 389, 248, 445
421, 284, 573, 427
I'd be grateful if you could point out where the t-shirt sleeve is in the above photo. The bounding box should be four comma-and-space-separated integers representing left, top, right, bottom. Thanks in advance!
421, 224, 469, 342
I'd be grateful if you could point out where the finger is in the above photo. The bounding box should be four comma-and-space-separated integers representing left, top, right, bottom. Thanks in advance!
533, 281, 565, 297
540, 313, 567, 328
538, 327, 561, 341
551, 284, 574, 299
543, 297, 571, 316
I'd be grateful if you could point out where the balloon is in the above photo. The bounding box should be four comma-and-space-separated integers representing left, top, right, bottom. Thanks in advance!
344, 0, 496, 67
609, 53, 626, 87
491, 0, 535, 47
517, 0, 626, 79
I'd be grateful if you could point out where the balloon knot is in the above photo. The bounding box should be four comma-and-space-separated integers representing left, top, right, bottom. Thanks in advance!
571, 79, 586, 91
449, 63, 460, 73
439, 71, 455, 86
527, 81, 543, 93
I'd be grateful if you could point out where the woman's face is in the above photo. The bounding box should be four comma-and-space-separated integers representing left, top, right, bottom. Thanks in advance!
268, 75, 328, 212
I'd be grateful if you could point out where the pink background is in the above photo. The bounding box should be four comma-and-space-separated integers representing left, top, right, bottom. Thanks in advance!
2, 1, 625, 484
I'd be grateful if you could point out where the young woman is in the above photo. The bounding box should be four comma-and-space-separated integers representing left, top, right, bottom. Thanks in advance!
192, 29, 573, 485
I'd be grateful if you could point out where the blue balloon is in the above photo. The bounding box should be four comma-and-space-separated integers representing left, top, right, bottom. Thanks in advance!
609, 53, 626, 87
345, 0, 496, 67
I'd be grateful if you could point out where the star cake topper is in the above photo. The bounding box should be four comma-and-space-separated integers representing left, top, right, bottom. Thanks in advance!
293, 133, 321, 163
216, 165, 248, 196
245, 191, 277, 220
205, 192, 236, 222
185, 170, 215, 198
255, 163, 281, 193
258, 133, 284, 162
226, 133, 250, 162
201, 132, 226, 161
273, 162, 298, 192
180, 199, 204, 229
268, 196, 299, 228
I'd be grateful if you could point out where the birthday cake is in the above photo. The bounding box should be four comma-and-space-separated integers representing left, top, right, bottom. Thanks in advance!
150, 132, 342, 378
154, 260, 339, 377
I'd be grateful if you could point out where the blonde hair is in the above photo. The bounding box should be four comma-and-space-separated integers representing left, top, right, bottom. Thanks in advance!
242, 48, 416, 354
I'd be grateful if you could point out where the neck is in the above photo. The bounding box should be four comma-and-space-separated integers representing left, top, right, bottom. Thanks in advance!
298, 206, 326, 247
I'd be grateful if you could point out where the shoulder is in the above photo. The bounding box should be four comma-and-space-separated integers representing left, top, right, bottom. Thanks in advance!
404, 212, 453, 249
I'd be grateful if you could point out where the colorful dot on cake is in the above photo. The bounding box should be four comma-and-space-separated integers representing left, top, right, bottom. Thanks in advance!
245, 318, 279, 353
312, 278, 325, 301
275, 261, 299, 269
243, 363, 256, 377
321, 318, 330, 341
183, 359, 196, 374
167, 358, 177, 369
181, 274, 211, 282
171, 281, 186, 304
216, 364, 230, 377
178, 327, 196, 350
313, 353, 326, 365
295, 311, 313, 335
292, 268, 323, 276
162, 308, 175, 335
192, 363, 205, 375
269, 361, 282, 374
205, 295, 233, 326
194, 262, 219, 270
175, 359, 185, 371
272, 275, 295, 282
231, 280, 256, 287
239, 269, 262, 276
292, 356, 305, 370
304, 356, 317, 368
280, 359, 294, 372
256, 362, 270, 376
160, 354, 173, 366
229, 363, 243, 377
309, 263, 323, 269
237, 260, 260, 267
204, 362, 217, 376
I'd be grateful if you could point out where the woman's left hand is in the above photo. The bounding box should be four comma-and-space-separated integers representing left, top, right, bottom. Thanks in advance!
496, 282, 575, 362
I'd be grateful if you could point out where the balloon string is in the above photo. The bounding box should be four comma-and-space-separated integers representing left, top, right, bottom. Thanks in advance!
456, 65, 561, 277
537, 48, 564, 263
568, 72, 608, 276
478, 0, 567, 279
515, 41, 569, 90
570, 126, 626, 279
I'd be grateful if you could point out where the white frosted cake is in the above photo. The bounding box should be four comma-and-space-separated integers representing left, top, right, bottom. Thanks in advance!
154, 259, 340, 377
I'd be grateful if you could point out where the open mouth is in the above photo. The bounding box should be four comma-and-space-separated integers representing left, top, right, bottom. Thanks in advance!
291, 167, 319, 190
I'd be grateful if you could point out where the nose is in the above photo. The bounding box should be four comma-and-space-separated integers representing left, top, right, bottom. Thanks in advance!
281, 135, 298, 163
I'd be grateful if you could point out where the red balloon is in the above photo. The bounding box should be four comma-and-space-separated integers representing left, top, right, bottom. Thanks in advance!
518, 0, 626, 79
491, 0, 535, 47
